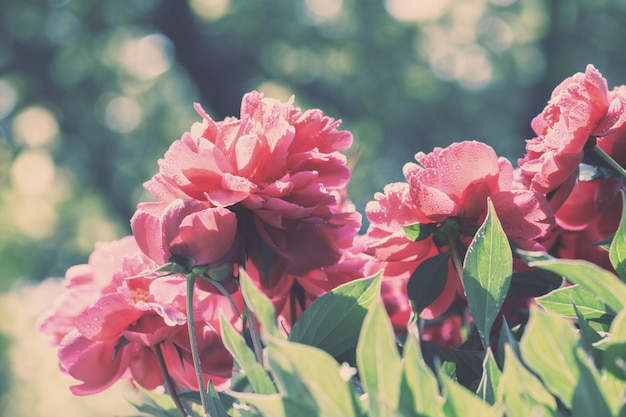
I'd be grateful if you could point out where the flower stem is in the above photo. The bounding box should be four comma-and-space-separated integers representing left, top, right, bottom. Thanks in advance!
593, 144, 626, 179
153, 343, 188, 417
185, 273, 210, 417
243, 300, 264, 365
446, 231, 464, 280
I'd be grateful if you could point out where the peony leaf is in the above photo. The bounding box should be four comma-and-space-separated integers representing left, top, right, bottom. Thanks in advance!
520, 306, 580, 408
288, 274, 381, 356
602, 308, 626, 381
535, 284, 613, 321
407, 252, 449, 316
477, 348, 501, 405
264, 336, 362, 417
497, 319, 520, 366
206, 380, 230, 417
610, 192, 626, 281
239, 266, 282, 339
529, 258, 626, 314
440, 372, 502, 417
231, 392, 319, 417
498, 345, 557, 417
404, 223, 438, 242
399, 324, 443, 416
572, 347, 614, 417
219, 313, 277, 395
356, 300, 403, 416
462, 198, 513, 349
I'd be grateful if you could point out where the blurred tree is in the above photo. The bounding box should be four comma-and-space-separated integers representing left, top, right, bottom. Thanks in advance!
1, 0, 626, 287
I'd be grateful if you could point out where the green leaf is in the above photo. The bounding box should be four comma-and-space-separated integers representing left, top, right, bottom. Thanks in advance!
399, 324, 443, 416
232, 393, 318, 417
520, 306, 580, 408
404, 223, 438, 242
357, 300, 403, 416
407, 252, 450, 315
498, 345, 557, 417
610, 191, 626, 281
207, 380, 231, 417
219, 313, 277, 395
535, 284, 613, 321
239, 267, 282, 338
440, 372, 501, 417
572, 304, 603, 357
288, 274, 381, 356
603, 308, 626, 380
572, 347, 613, 417
265, 336, 361, 417
477, 348, 501, 405
462, 198, 513, 349
497, 319, 520, 367
529, 258, 626, 314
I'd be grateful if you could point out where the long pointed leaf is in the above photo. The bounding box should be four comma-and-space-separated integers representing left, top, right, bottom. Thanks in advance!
610, 192, 626, 281
462, 198, 513, 349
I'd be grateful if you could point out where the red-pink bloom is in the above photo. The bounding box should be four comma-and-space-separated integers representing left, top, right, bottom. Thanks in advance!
39, 236, 242, 395
141, 91, 359, 282
363, 141, 553, 322
518, 65, 626, 195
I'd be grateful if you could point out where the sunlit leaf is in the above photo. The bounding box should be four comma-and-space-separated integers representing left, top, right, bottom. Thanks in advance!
572, 347, 613, 417
498, 345, 557, 417
265, 336, 361, 417
357, 300, 402, 416
477, 348, 500, 405
529, 258, 626, 314
399, 324, 443, 416
231, 392, 318, 417
440, 372, 501, 417
520, 306, 580, 408
288, 274, 381, 356
404, 223, 438, 242
207, 380, 231, 417
219, 313, 277, 395
603, 308, 626, 380
535, 284, 612, 321
610, 192, 626, 281
239, 266, 282, 338
462, 198, 513, 349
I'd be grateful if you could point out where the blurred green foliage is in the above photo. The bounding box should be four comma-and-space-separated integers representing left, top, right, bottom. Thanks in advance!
2, 0, 626, 287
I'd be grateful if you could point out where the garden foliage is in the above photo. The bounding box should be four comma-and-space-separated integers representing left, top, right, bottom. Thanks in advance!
39, 65, 626, 416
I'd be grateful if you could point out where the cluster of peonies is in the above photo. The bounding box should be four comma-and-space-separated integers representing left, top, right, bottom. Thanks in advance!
40, 65, 626, 396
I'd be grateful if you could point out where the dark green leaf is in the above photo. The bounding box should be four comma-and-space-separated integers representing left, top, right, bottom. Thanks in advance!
520, 306, 580, 408
572, 348, 612, 417
207, 380, 231, 417
572, 304, 603, 358
357, 300, 403, 416
497, 318, 520, 367
407, 252, 449, 315
288, 274, 381, 356
610, 192, 626, 281
404, 223, 438, 242
462, 198, 513, 349
509, 267, 563, 297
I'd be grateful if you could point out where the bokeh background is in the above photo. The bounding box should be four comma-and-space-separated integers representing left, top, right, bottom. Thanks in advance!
1, 0, 626, 415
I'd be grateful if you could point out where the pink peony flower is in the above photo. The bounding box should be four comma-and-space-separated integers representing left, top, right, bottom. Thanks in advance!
39, 236, 242, 395
141, 91, 359, 280
518, 65, 626, 195
363, 141, 554, 322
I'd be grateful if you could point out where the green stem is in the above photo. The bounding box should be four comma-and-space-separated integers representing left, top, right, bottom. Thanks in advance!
446, 231, 464, 281
153, 343, 188, 417
185, 273, 211, 417
243, 300, 264, 365
593, 144, 626, 179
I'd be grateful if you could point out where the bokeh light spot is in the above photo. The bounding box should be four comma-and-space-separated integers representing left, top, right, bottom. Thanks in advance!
189, 0, 230, 21
305, 0, 343, 23
386, 0, 450, 22
12, 106, 59, 147
10, 149, 56, 196
9, 196, 57, 239
121, 34, 173, 80
104, 96, 142, 133
0, 79, 17, 120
